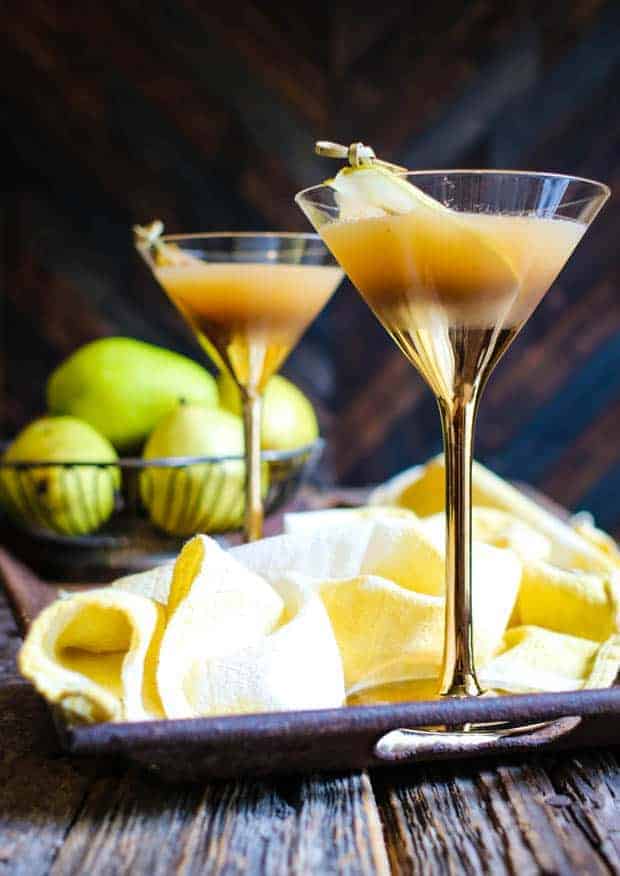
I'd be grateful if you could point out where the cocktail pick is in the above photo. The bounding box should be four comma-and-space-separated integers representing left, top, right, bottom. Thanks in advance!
315, 141, 407, 173
133, 220, 164, 250
133, 221, 185, 266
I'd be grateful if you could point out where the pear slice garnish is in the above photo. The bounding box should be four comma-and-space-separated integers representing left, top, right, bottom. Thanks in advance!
326, 160, 519, 292
329, 164, 445, 219
314, 140, 519, 291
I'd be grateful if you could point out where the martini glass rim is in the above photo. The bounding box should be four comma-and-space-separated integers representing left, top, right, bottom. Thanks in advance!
156, 231, 325, 244
295, 168, 611, 203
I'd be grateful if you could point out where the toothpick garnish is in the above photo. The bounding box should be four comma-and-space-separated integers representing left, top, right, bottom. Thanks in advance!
133, 220, 185, 266
315, 141, 406, 172
134, 219, 164, 249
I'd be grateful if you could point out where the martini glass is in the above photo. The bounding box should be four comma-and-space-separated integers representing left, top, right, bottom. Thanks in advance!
135, 228, 342, 542
296, 165, 609, 701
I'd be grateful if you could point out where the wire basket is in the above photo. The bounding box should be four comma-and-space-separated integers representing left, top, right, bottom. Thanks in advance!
0, 440, 324, 580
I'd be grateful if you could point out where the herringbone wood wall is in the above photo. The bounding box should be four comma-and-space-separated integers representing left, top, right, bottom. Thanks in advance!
2, 1, 620, 534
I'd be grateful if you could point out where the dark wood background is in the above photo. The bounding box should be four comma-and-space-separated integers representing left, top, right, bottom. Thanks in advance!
2, 0, 620, 536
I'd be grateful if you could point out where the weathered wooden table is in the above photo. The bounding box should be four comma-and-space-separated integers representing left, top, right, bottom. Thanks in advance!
1, 588, 620, 875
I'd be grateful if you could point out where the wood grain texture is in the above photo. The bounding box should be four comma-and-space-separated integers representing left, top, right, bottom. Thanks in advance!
3, 1, 620, 536
373, 755, 620, 875
0, 593, 94, 876
51, 771, 389, 876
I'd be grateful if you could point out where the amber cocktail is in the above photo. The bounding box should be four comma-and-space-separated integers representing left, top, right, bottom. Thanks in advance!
136, 228, 342, 541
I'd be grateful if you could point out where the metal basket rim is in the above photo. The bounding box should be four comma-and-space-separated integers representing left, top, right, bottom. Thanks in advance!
0, 437, 325, 469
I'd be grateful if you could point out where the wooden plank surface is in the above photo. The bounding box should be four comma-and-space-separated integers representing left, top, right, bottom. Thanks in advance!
373, 756, 620, 875
1, 575, 619, 874
50, 771, 389, 876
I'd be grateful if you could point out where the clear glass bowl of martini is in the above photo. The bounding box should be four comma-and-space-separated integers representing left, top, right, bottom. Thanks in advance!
135, 227, 342, 542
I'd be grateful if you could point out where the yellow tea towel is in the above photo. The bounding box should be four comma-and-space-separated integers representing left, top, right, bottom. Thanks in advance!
420, 507, 552, 563
308, 551, 519, 693
18, 468, 620, 723
373, 455, 617, 573
19, 588, 165, 723
479, 626, 620, 693
274, 514, 521, 688
516, 559, 620, 641
19, 534, 345, 723
157, 535, 344, 718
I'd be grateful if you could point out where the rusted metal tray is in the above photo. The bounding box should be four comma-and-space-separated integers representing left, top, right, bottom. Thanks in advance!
1, 544, 618, 783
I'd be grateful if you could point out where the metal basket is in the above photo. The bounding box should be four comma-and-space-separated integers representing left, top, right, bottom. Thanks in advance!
0, 440, 324, 580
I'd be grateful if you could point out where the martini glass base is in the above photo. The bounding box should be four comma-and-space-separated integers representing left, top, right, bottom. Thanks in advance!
440, 676, 484, 699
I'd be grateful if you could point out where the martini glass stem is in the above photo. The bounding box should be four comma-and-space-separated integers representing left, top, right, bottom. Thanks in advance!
241, 389, 263, 542
438, 394, 483, 698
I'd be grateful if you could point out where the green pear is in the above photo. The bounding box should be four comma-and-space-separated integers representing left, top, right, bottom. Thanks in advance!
140, 403, 268, 535
217, 373, 319, 452
0, 416, 120, 535
47, 337, 218, 452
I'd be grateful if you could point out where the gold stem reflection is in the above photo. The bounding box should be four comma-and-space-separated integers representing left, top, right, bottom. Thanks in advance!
241, 390, 263, 542
437, 394, 483, 698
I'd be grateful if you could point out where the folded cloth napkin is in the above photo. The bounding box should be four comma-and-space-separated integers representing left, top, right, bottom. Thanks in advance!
372, 455, 619, 573
123, 515, 520, 690
479, 626, 620, 693
516, 559, 620, 641
20, 534, 345, 723
18, 462, 620, 724
280, 512, 521, 688
18, 588, 165, 723
420, 507, 552, 564
368, 458, 620, 695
